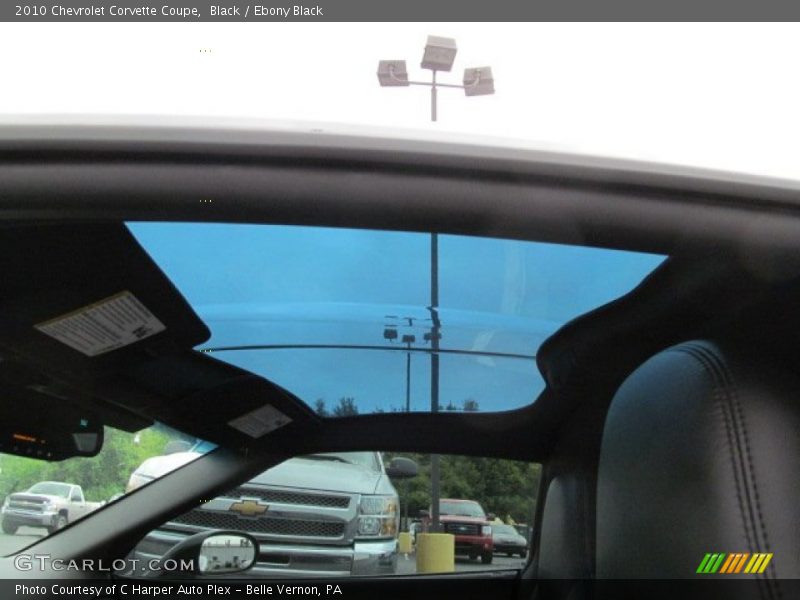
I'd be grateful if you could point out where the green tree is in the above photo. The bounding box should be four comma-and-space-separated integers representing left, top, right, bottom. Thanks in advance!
463, 399, 480, 412
313, 399, 329, 417
332, 397, 358, 417
384, 451, 542, 527
0, 426, 175, 503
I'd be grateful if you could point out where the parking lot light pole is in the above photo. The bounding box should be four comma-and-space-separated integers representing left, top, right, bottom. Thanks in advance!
378, 37, 493, 534
429, 233, 442, 533
384, 317, 416, 414
377, 36, 495, 122
385, 320, 416, 532
402, 331, 416, 413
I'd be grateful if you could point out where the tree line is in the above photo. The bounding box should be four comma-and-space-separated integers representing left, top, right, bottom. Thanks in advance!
388, 452, 541, 526
313, 396, 481, 416
313, 396, 541, 524
0, 426, 173, 502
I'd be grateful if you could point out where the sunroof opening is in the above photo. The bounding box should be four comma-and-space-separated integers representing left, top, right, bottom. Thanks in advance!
127, 223, 665, 415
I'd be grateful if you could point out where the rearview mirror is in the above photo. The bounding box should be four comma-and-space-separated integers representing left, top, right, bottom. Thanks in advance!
385, 456, 418, 479
0, 387, 104, 460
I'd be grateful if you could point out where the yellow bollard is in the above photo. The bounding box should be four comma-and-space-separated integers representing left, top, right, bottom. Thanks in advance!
415, 533, 455, 573
398, 532, 413, 555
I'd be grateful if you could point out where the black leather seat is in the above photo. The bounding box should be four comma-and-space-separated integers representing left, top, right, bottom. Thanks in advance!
596, 340, 800, 590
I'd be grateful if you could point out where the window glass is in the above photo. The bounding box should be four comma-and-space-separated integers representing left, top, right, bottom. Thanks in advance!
127, 451, 541, 578
0, 424, 211, 556
26, 483, 71, 498
128, 222, 664, 415
439, 500, 486, 518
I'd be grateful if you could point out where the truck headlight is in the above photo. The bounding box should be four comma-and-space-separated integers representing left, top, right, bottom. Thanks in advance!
481, 525, 492, 536
357, 495, 398, 538
358, 516, 382, 536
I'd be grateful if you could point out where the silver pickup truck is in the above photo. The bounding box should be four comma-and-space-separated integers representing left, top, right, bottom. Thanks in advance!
1, 481, 102, 534
128, 449, 416, 577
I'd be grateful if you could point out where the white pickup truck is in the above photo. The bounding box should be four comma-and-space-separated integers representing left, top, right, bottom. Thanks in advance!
128, 447, 417, 577
1, 481, 102, 534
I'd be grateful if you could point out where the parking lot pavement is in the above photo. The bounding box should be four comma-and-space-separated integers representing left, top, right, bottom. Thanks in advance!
395, 552, 527, 575
0, 528, 45, 556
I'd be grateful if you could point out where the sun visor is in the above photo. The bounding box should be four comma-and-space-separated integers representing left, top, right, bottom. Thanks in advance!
121, 350, 320, 449
0, 223, 318, 450
0, 223, 209, 373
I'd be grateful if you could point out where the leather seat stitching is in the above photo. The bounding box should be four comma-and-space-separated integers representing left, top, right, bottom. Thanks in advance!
727, 362, 780, 595
692, 343, 780, 598
677, 345, 756, 547
674, 344, 774, 600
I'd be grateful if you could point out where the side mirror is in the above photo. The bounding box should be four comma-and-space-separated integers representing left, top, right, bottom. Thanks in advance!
199, 534, 257, 575
385, 457, 418, 479
147, 530, 257, 578
487, 513, 496, 521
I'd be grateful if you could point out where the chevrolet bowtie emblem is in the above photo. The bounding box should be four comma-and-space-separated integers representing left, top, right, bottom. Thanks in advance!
229, 499, 268, 517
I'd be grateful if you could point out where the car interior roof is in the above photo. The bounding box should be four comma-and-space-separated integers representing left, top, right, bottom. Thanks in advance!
1, 127, 800, 467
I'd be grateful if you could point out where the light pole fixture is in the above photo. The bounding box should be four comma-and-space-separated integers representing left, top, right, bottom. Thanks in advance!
401, 334, 415, 414
383, 318, 418, 414
377, 35, 495, 122
421, 36, 457, 71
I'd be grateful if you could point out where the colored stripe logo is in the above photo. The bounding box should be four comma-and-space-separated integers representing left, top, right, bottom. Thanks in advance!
696, 553, 773, 574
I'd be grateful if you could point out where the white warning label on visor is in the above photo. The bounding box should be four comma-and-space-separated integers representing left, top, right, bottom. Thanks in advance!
228, 404, 292, 438
35, 291, 166, 357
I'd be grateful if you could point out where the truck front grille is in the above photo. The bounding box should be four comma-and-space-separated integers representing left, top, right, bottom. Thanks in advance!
172, 510, 345, 538
9, 501, 44, 513
227, 488, 350, 509
444, 522, 481, 536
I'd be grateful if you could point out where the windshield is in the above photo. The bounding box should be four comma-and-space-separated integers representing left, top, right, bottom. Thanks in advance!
300, 452, 380, 471
0, 423, 211, 555
440, 500, 486, 518
26, 482, 71, 498
493, 524, 516, 535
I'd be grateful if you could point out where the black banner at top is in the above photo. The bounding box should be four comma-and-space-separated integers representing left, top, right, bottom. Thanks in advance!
3, 0, 800, 22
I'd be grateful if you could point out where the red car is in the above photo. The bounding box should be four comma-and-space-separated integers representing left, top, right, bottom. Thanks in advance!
422, 499, 494, 564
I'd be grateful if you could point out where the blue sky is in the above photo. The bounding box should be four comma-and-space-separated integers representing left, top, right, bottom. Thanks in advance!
129, 222, 664, 414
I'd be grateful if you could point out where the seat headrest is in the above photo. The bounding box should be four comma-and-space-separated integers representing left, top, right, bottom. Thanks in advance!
597, 340, 800, 584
